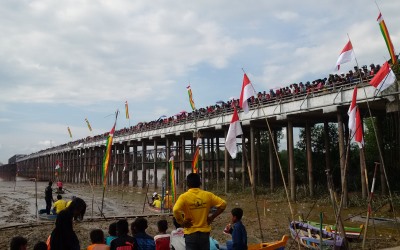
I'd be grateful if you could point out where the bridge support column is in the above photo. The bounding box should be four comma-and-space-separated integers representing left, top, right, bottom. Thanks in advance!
306, 121, 314, 197
269, 132, 275, 191
224, 130, 228, 193
180, 137, 185, 189
216, 136, 220, 190
133, 145, 138, 187
166, 138, 170, 192
142, 141, 147, 188
376, 116, 387, 195
123, 143, 130, 186
242, 135, 246, 191
153, 140, 158, 189
201, 137, 206, 190
287, 121, 296, 201
250, 125, 256, 187
324, 122, 331, 172
256, 130, 261, 185
337, 111, 346, 204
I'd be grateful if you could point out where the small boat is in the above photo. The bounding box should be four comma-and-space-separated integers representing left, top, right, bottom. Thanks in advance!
289, 221, 344, 249
38, 209, 57, 221
305, 220, 363, 239
248, 235, 289, 250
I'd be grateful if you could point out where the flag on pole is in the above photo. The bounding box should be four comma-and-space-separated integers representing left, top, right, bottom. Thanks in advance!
335, 40, 354, 71
85, 118, 93, 132
225, 106, 243, 159
347, 86, 358, 137
169, 156, 177, 203
187, 85, 196, 111
102, 120, 116, 187
125, 101, 130, 119
239, 73, 257, 114
377, 13, 397, 65
67, 126, 72, 138
192, 147, 200, 173
369, 61, 396, 92
55, 160, 62, 173
355, 108, 364, 148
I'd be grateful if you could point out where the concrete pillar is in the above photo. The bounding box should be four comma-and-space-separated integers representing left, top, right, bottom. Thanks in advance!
154, 140, 158, 189
123, 143, 130, 186
269, 132, 274, 191
250, 125, 256, 187
216, 136, 220, 189
133, 145, 138, 187
256, 131, 261, 185
141, 141, 147, 188
337, 111, 347, 204
287, 121, 296, 201
224, 129, 229, 193
306, 121, 314, 197
201, 137, 206, 189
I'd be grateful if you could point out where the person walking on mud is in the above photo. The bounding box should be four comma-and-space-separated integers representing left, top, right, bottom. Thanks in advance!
45, 181, 54, 215
173, 173, 227, 250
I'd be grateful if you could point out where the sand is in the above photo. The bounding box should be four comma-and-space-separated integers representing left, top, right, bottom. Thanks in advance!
0, 177, 399, 249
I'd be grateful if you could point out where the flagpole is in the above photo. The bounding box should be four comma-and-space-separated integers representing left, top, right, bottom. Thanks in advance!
346, 34, 399, 233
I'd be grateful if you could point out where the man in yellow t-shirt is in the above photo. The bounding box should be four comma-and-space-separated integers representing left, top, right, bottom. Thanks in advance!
163, 190, 173, 211
152, 197, 161, 209
173, 173, 226, 250
53, 194, 67, 214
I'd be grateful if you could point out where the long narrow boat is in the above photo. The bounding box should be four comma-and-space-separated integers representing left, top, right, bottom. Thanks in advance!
305, 220, 363, 240
289, 221, 344, 249
248, 235, 288, 250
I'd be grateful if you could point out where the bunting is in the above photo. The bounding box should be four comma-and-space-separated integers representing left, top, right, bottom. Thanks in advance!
102, 121, 116, 187
125, 101, 130, 119
187, 85, 196, 111
169, 156, 177, 203
85, 118, 92, 132
67, 126, 72, 138
377, 13, 397, 65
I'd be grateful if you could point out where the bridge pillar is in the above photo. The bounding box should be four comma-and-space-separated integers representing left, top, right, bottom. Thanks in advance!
142, 141, 147, 188
306, 121, 314, 197
287, 121, 296, 201
242, 135, 246, 191
166, 138, 170, 192
180, 136, 185, 189
211, 138, 215, 180
153, 140, 158, 189
256, 130, 261, 186
123, 143, 129, 186
201, 137, 206, 190
324, 122, 331, 172
132, 144, 138, 187
224, 130, 228, 193
250, 125, 256, 187
216, 136, 220, 189
337, 111, 346, 204
269, 131, 275, 191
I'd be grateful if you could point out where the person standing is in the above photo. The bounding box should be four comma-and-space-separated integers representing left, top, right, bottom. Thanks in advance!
45, 181, 54, 215
173, 173, 227, 250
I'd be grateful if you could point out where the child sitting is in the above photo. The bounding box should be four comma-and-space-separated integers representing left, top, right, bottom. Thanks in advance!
224, 208, 247, 250
87, 229, 109, 250
10, 236, 27, 250
154, 219, 170, 250
105, 222, 117, 246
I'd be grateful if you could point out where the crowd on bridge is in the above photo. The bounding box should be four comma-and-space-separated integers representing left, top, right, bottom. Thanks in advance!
32, 62, 381, 155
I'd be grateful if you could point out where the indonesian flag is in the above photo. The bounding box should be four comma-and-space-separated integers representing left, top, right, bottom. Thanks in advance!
369, 61, 396, 92
335, 40, 354, 71
225, 106, 243, 159
239, 73, 256, 114
355, 108, 364, 148
55, 160, 62, 172
347, 86, 357, 137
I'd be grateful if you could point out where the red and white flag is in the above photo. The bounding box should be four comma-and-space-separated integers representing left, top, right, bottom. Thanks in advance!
347, 86, 357, 136
369, 61, 396, 92
239, 73, 256, 114
225, 106, 243, 159
335, 40, 354, 71
355, 108, 364, 148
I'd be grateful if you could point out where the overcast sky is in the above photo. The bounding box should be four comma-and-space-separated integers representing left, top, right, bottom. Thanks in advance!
0, 0, 399, 164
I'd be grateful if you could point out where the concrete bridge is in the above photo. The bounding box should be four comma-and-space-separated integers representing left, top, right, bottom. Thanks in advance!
15, 80, 399, 202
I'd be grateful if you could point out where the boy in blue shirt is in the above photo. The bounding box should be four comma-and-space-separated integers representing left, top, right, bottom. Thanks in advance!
225, 208, 247, 250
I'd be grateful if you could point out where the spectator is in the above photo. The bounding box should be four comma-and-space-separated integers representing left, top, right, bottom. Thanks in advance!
49, 197, 87, 250
87, 229, 109, 250
33, 241, 47, 250
10, 236, 27, 250
173, 173, 227, 250
106, 222, 117, 246
133, 217, 155, 250
110, 219, 134, 250
154, 219, 170, 250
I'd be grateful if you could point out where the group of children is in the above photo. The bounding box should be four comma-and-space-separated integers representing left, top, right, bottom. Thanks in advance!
10, 207, 247, 250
